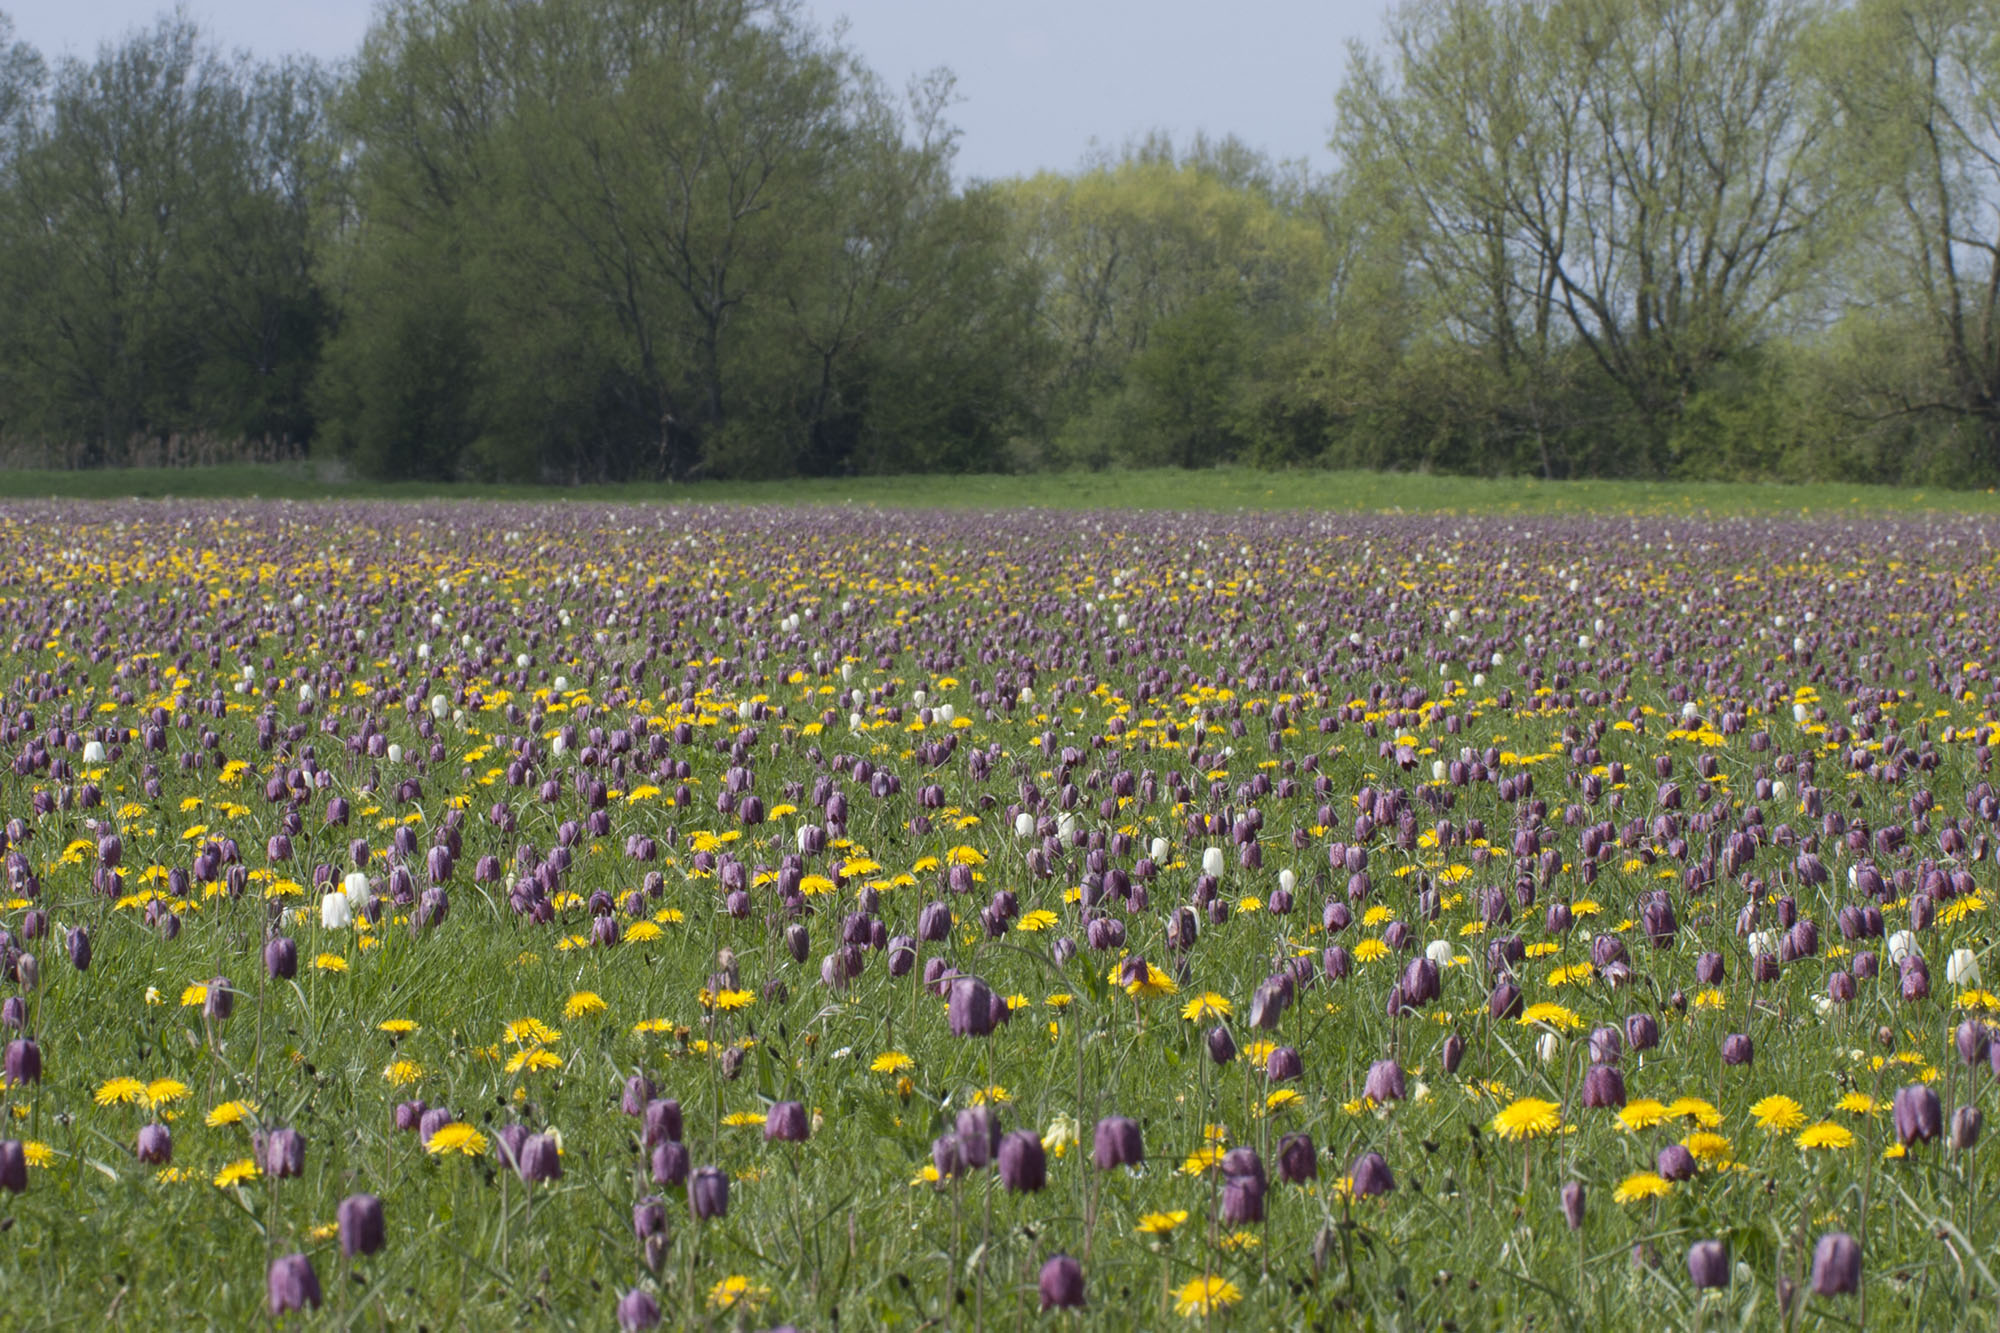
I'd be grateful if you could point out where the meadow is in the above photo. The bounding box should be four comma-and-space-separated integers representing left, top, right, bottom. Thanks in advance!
0, 490, 1996, 1329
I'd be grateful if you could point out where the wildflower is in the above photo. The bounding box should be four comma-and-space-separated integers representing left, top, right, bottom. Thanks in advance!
267, 1254, 322, 1315
383, 1060, 424, 1086
206, 1101, 257, 1127
1491, 1098, 1563, 1140
378, 1019, 418, 1036
94, 1077, 148, 1107
1894, 1084, 1942, 1146
1687, 1240, 1730, 1290
1811, 1232, 1861, 1296
1039, 1254, 1086, 1310
706, 1276, 771, 1312
423, 1123, 488, 1157
1613, 1172, 1671, 1203
214, 1158, 262, 1188
1617, 1099, 1669, 1131
1173, 1275, 1242, 1317
1136, 1209, 1189, 1235
564, 991, 607, 1019
1182, 992, 1232, 1022
1518, 1002, 1581, 1031
1750, 1095, 1805, 1132
870, 1052, 914, 1075
338, 1193, 385, 1257
1797, 1122, 1854, 1150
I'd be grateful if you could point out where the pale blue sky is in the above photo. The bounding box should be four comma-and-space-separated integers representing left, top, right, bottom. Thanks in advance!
7, 1, 1380, 180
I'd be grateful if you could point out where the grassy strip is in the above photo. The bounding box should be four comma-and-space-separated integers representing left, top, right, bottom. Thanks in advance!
2, 461, 1998, 514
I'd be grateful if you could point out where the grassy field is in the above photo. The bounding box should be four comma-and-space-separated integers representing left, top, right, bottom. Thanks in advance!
2, 460, 1998, 515
0, 495, 1995, 1328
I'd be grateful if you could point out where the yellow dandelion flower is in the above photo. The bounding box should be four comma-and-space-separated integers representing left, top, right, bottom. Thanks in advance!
423, 1123, 488, 1156
1120, 963, 1180, 998
1612, 1171, 1672, 1203
1616, 1099, 1670, 1131
503, 1018, 562, 1046
1837, 1092, 1880, 1116
1665, 1097, 1722, 1127
1353, 938, 1390, 963
971, 1085, 1010, 1105
1181, 992, 1233, 1022
378, 1019, 419, 1035
1682, 1131, 1733, 1163
1749, 1095, 1805, 1132
1519, 1003, 1581, 1031
313, 953, 348, 973
563, 991, 607, 1019
205, 1100, 257, 1127
382, 1060, 424, 1086
179, 983, 208, 1008
21, 1141, 51, 1167
1015, 909, 1059, 932
94, 1077, 148, 1106
144, 1078, 190, 1108
214, 1158, 261, 1188
309, 1222, 339, 1242
722, 1111, 767, 1128
1137, 1209, 1190, 1235
1491, 1097, 1564, 1140
1218, 1230, 1261, 1251
1797, 1122, 1854, 1150
870, 1051, 914, 1075
1265, 1089, 1303, 1112
706, 1276, 771, 1312
624, 921, 663, 942
713, 989, 755, 1012
1174, 1276, 1243, 1317
1181, 1145, 1224, 1176
944, 845, 986, 866
504, 1049, 563, 1074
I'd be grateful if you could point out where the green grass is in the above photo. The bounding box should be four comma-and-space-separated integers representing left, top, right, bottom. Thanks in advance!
3, 460, 1998, 515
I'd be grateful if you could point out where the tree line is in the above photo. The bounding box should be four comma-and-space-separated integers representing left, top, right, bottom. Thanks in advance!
1, 0, 1998, 485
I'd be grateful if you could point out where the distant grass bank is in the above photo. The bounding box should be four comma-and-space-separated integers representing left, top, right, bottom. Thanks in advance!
1, 461, 1997, 516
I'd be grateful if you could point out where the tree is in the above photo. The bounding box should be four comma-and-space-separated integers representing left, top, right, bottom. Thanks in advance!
1336, 0, 1838, 471
0, 14, 333, 456
1812, 0, 2000, 472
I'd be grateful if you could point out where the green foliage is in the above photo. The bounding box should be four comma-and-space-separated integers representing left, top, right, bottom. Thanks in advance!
14, 0, 2000, 484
